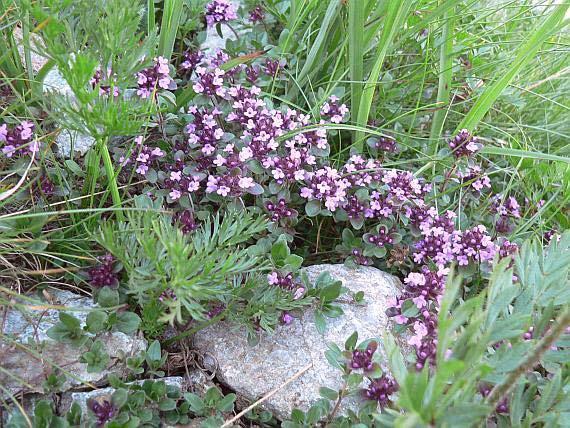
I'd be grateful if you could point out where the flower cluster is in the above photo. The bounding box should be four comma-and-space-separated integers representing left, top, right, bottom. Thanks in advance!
350, 341, 378, 371
205, 0, 237, 27
90, 67, 119, 97
249, 5, 265, 23
448, 129, 481, 158
363, 375, 399, 408
136, 56, 175, 99
300, 167, 351, 211
267, 271, 305, 299
87, 399, 117, 427
179, 50, 204, 76
87, 254, 119, 288
369, 135, 398, 154
172, 210, 199, 234
266, 199, 296, 223
0, 121, 39, 158
492, 195, 521, 234
320, 95, 349, 123
120, 136, 165, 176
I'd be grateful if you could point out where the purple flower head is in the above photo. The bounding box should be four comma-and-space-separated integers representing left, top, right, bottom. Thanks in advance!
205, 0, 237, 27
179, 50, 204, 76
159, 288, 177, 302
351, 248, 371, 266
87, 399, 117, 427
448, 129, 481, 158
300, 167, 351, 211
193, 67, 227, 97
207, 303, 226, 318
280, 311, 294, 325
40, 175, 55, 196
245, 65, 260, 84
249, 5, 265, 23
266, 199, 296, 223
88, 254, 119, 288
90, 67, 119, 97
172, 210, 199, 234
363, 375, 398, 408
371, 136, 398, 153
264, 58, 285, 77
1, 121, 39, 158
124, 136, 165, 177
350, 341, 378, 371
320, 95, 349, 124
136, 56, 175, 99
365, 225, 395, 247
452, 225, 496, 266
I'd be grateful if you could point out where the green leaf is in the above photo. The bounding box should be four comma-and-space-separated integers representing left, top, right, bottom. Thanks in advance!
85, 311, 108, 334
112, 389, 129, 408
284, 254, 304, 270
345, 331, 358, 351
314, 310, 327, 334
319, 387, 338, 401
80, 340, 110, 373
216, 393, 236, 412
115, 312, 141, 334
158, 398, 177, 411
97, 287, 120, 308
184, 393, 205, 413
157, 0, 183, 61
305, 200, 321, 217
146, 340, 162, 362
271, 235, 290, 265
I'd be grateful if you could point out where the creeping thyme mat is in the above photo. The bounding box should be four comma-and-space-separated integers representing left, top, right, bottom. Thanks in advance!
1, 0, 569, 426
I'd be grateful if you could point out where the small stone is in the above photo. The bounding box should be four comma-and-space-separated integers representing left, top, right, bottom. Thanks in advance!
55, 128, 97, 157
0, 289, 146, 398
192, 264, 403, 420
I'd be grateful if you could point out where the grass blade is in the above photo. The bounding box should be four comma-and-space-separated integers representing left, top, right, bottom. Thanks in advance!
295, 0, 341, 87
348, 0, 365, 120
158, 0, 183, 62
455, 3, 569, 133
355, 0, 413, 150
429, 6, 454, 154
147, 0, 156, 35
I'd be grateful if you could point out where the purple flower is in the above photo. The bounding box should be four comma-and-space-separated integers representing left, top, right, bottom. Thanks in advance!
280, 311, 294, 325
249, 5, 265, 23
172, 210, 199, 234
1, 121, 39, 157
362, 375, 398, 408
87, 254, 119, 288
205, 0, 237, 27
370, 136, 398, 153
448, 129, 481, 158
179, 50, 204, 76
136, 56, 175, 99
87, 399, 117, 427
266, 199, 296, 223
263, 58, 285, 77
350, 341, 378, 371
320, 95, 349, 124
90, 67, 119, 97
159, 288, 177, 302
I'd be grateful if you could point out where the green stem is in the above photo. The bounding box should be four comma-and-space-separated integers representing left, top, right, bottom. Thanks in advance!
164, 310, 229, 346
99, 138, 124, 221
486, 307, 570, 410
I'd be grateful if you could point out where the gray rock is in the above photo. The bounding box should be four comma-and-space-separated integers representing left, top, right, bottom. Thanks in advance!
0, 289, 146, 398
42, 67, 97, 157
192, 264, 403, 420
55, 128, 97, 157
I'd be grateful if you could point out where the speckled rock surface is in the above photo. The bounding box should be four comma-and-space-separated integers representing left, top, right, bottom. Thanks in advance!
192, 264, 403, 420
0, 289, 146, 397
